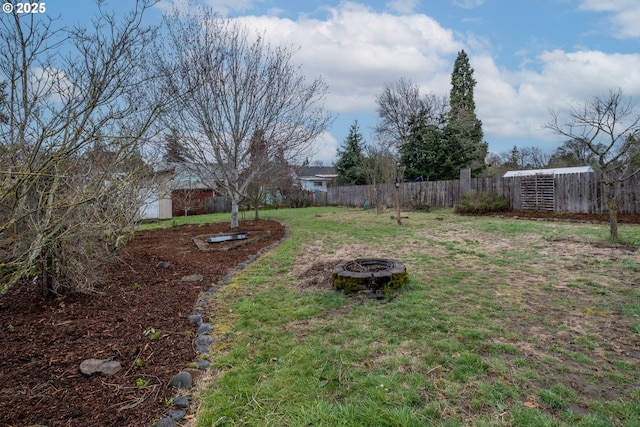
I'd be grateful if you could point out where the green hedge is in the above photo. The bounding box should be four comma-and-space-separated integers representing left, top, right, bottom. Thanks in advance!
455, 191, 511, 214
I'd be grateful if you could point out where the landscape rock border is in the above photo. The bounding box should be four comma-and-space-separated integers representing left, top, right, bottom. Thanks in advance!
149, 222, 289, 427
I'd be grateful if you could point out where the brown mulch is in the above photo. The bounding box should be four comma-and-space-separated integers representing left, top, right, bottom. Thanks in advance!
488, 210, 640, 225
0, 219, 286, 427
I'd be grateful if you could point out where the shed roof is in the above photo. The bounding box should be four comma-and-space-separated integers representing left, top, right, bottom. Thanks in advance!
503, 166, 594, 178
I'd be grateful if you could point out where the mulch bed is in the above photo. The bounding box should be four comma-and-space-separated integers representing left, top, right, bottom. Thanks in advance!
0, 219, 286, 427
489, 210, 640, 225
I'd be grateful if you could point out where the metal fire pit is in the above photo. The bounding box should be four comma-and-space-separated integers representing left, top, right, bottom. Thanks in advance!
332, 258, 407, 297
206, 232, 248, 244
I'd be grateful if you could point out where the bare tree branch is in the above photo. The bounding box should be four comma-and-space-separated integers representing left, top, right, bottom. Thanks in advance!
156, 7, 332, 228
375, 77, 448, 151
0, 0, 165, 294
545, 88, 640, 240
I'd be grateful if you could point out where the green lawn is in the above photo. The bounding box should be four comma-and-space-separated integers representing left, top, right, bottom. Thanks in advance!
152, 207, 640, 426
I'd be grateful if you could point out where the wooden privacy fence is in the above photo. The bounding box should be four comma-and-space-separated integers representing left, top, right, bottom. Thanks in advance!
326, 172, 640, 214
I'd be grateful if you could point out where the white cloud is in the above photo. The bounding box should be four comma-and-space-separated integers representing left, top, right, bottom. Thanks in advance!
474, 48, 640, 148
235, 3, 461, 115
311, 131, 339, 165
30, 66, 73, 105
205, 0, 253, 16
156, 0, 254, 16
452, 0, 486, 9
385, 0, 419, 14
157, 1, 640, 159
578, 0, 640, 38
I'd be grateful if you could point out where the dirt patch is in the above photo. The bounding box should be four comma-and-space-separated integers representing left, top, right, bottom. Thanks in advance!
289, 242, 387, 292
0, 219, 286, 427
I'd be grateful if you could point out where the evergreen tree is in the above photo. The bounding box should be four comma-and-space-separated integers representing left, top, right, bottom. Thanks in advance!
401, 116, 479, 181
400, 120, 443, 181
506, 145, 522, 168
163, 129, 190, 163
449, 50, 477, 120
334, 120, 367, 185
446, 50, 487, 175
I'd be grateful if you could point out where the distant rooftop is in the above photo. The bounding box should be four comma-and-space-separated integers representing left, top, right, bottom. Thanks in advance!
503, 166, 594, 178
298, 166, 337, 177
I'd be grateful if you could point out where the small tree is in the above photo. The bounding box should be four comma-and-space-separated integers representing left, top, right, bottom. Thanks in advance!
156, 7, 331, 228
545, 88, 640, 240
172, 188, 205, 223
335, 120, 367, 185
362, 142, 397, 213
245, 137, 292, 219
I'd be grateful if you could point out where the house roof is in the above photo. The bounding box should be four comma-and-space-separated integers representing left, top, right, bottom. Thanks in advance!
298, 166, 338, 178
155, 161, 218, 190
300, 176, 334, 182
503, 166, 594, 178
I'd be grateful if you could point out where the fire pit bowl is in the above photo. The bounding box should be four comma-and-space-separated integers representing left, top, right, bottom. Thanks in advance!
332, 258, 407, 296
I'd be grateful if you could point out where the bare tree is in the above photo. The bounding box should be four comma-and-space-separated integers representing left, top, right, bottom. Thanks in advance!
362, 141, 397, 214
498, 145, 550, 170
520, 146, 550, 169
546, 88, 640, 240
0, 1, 164, 294
547, 139, 603, 168
245, 141, 292, 218
172, 187, 205, 223
156, 7, 332, 228
375, 77, 448, 151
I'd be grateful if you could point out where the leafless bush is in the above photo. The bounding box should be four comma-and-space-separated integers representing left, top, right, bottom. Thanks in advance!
0, 1, 164, 295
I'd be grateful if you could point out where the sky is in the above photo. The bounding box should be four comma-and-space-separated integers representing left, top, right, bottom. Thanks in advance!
45, 0, 640, 165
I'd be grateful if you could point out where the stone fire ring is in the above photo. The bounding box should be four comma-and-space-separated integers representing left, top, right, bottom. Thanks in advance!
332, 258, 408, 295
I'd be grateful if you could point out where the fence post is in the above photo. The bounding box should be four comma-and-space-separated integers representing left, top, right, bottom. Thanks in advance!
460, 168, 471, 196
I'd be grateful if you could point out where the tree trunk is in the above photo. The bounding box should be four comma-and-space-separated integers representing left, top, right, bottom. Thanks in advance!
230, 198, 239, 229
605, 182, 619, 241
254, 204, 259, 220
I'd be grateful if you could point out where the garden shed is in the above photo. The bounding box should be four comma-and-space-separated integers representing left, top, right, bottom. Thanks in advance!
503, 166, 595, 212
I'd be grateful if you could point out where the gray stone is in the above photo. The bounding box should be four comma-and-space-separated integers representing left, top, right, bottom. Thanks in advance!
194, 334, 214, 353
196, 323, 212, 335
173, 395, 189, 408
181, 274, 203, 282
79, 358, 122, 376
187, 314, 202, 325
195, 360, 210, 370
153, 417, 177, 427
168, 371, 192, 389
156, 261, 171, 269
167, 409, 187, 420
